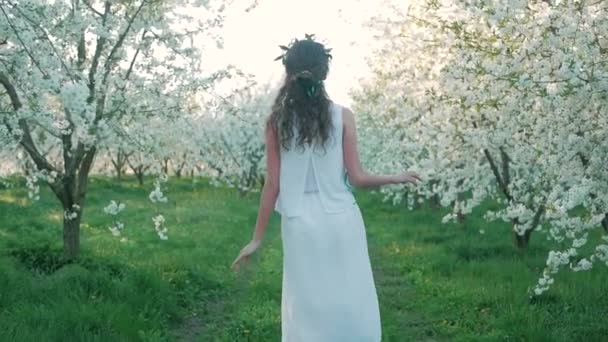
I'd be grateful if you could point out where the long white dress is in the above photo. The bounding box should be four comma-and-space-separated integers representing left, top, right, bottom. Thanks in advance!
280, 150, 382, 341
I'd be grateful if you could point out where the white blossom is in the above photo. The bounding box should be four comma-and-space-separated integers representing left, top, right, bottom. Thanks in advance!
353, 0, 608, 295
153, 214, 169, 240
103, 200, 126, 216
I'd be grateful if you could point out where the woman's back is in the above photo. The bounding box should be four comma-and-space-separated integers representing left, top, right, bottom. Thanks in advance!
274, 102, 356, 218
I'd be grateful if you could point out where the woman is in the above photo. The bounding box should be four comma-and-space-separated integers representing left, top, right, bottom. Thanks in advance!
231, 36, 421, 341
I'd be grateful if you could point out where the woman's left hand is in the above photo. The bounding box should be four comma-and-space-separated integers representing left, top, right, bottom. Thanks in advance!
231, 239, 262, 273
393, 171, 422, 185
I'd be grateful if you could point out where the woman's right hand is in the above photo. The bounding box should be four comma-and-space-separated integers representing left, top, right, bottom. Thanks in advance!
393, 171, 422, 185
231, 239, 262, 273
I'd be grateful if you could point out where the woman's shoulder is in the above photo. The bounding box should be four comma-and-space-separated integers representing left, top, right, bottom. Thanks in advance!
329, 102, 354, 119
334, 103, 354, 124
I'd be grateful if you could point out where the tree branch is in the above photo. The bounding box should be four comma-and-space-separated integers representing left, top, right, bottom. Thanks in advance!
483, 148, 512, 202
0, 5, 49, 79
87, 1, 111, 103
82, 0, 104, 17
101, 1, 146, 87
6, 2, 75, 80
0, 71, 57, 173
499, 147, 510, 188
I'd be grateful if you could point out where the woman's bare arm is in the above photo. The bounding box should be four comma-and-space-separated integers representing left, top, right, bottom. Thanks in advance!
342, 107, 420, 188
251, 121, 281, 242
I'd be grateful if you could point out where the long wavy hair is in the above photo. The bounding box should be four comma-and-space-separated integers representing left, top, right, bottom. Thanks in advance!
269, 38, 333, 152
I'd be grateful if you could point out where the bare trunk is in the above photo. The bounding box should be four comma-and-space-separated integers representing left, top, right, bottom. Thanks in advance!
456, 192, 466, 223
457, 210, 466, 224
110, 151, 129, 181
56, 170, 92, 260
409, 192, 421, 210
602, 214, 608, 234
175, 154, 187, 178
428, 180, 441, 209
63, 213, 81, 260
135, 169, 144, 186
161, 158, 169, 175
431, 193, 441, 209
128, 162, 146, 186
512, 205, 545, 250
513, 228, 533, 249
115, 166, 123, 181
59, 148, 95, 260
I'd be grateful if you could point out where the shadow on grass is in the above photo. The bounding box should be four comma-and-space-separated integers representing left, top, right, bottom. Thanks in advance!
1, 240, 228, 341
450, 243, 518, 262
5, 243, 132, 279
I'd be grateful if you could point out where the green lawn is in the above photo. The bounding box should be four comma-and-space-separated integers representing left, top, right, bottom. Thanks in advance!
0, 177, 606, 341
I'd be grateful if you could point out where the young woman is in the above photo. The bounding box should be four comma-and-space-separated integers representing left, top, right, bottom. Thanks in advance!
231, 37, 421, 341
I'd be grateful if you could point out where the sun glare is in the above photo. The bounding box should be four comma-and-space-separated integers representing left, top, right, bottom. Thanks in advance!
204, 0, 384, 106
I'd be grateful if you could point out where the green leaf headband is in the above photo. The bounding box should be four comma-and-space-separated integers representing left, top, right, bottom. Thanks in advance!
273, 33, 333, 64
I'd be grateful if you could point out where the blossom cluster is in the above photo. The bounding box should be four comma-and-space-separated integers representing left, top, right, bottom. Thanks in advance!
352, 0, 608, 295
153, 214, 168, 241
64, 204, 80, 221
149, 174, 170, 240
103, 200, 126, 237
103, 200, 126, 216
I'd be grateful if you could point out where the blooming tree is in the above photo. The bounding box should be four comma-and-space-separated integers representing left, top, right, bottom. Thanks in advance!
0, 0, 235, 259
352, 0, 608, 293
106, 146, 132, 181
193, 83, 274, 193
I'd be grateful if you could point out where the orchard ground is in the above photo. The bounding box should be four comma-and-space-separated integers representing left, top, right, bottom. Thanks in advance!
0, 177, 606, 341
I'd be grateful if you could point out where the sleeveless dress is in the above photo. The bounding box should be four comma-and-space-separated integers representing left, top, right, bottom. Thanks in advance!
276, 103, 382, 341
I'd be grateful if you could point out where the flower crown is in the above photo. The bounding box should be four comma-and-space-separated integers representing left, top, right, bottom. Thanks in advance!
273, 33, 333, 64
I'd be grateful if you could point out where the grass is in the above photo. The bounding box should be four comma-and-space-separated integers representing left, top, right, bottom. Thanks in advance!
0, 176, 606, 341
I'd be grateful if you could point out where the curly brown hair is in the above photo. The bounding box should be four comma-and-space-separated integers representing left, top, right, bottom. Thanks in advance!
269, 37, 333, 152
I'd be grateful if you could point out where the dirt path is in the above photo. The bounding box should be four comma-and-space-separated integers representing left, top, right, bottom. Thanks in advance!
172, 292, 228, 342
370, 245, 444, 342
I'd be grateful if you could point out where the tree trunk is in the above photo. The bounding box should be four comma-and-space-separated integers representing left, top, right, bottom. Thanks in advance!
63, 213, 81, 260
115, 166, 123, 181
128, 162, 146, 186
60, 147, 94, 260
456, 181, 467, 220
457, 211, 466, 224
512, 205, 544, 249
513, 228, 533, 249
110, 151, 129, 181
58, 154, 94, 260
136, 169, 144, 186
431, 193, 441, 209
602, 214, 608, 234
175, 154, 187, 178
161, 159, 169, 175
411, 192, 422, 210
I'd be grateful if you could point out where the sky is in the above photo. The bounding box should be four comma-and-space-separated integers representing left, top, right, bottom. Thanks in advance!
205, 0, 386, 106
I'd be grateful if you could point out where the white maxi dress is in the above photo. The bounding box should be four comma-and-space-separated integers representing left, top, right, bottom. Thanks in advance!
277, 103, 382, 342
